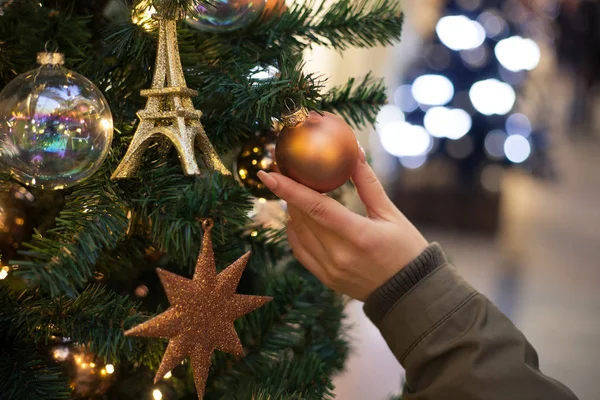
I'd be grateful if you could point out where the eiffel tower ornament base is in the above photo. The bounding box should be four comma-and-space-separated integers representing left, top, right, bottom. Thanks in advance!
111, 16, 231, 180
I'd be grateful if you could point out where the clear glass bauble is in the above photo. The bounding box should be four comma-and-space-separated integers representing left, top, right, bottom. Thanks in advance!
0, 63, 113, 190
185, 0, 266, 33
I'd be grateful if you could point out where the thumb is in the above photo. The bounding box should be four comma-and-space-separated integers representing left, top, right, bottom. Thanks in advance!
352, 146, 396, 219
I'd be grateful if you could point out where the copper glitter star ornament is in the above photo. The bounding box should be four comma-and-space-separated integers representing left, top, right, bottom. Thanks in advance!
125, 219, 272, 399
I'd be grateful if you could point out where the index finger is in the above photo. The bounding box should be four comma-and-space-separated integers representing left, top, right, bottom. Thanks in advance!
257, 171, 364, 236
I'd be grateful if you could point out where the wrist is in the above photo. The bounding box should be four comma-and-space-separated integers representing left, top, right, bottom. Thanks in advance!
364, 243, 447, 323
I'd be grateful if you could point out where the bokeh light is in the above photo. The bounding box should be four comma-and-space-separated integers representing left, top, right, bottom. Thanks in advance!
504, 135, 531, 163
412, 74, 454, 106
477, 11, 507, 38
248, 64, 280, 83
460, 45, 489, 69
469, 79, 516, 115
495, 36, 541, 72
506, 113, 532, 137
376, 104, 405, 134
400, 155, 428, 169
424, 107, 472, 139
436, 16, 486, 51
484, 130, 508, 159
380, 122, 433, 157
393, 85, 419, 112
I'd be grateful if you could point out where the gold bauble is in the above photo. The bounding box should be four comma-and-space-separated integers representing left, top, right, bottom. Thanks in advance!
275, 110, 358, 193
236, 128, 280, 200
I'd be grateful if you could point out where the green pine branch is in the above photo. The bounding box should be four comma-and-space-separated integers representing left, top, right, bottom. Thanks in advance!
0, 341, 71, 400
303, 0, 403, 50
207, 261, 348, 398
13, 166, 129, 297
129, 165, 254, 268
243, 0, 404, 52
250, 388, 305, 400
172, 0, 403, 59
1, 285, 164, 366
0, 0, 93, 82
322, 73, 387, 128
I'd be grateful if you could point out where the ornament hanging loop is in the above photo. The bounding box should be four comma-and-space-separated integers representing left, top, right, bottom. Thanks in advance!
284, 98, 297, 113
200, 218, 214, 232
43, 40, 59, 54
38, 41, 64, 66
281, 105, 310, 128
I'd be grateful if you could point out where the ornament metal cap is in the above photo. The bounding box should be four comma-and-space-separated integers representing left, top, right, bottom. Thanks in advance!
281, 106, 309, 128
36, 52, 65, 66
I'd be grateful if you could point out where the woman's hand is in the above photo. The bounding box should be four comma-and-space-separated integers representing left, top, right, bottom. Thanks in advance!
257, 148, 428, 301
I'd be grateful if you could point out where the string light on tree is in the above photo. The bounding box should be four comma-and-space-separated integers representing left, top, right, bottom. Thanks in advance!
49, 341, 117, 397
0, 184, 35, 263
105, 364, 115, 374
0, 52, 113, 189
0, 265, 9, 280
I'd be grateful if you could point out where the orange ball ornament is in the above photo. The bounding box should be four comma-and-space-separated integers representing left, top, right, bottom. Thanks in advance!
275, 108, 358, 193
261, 0, 287, 19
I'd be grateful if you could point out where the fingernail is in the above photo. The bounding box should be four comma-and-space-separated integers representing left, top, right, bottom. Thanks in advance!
257, 170, 279, 191
358, 145, 367, 164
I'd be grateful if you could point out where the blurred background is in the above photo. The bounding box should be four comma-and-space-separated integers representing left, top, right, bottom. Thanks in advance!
300, 0, 600, 399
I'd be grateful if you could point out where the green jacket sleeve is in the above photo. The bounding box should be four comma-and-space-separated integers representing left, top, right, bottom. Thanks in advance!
363, 243, 578, 400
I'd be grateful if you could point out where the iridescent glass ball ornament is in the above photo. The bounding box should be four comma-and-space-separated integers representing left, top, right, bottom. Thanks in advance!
0, 53, 113, 189
185, 0, 266, 32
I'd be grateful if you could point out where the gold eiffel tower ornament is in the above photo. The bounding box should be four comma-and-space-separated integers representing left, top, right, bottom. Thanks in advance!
111, 14, 231, 179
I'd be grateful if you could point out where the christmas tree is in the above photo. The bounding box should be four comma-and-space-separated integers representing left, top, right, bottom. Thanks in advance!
0, 0, 403, 398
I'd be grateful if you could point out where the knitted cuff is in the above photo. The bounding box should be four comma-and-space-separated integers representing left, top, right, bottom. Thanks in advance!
363, 243, 448, 324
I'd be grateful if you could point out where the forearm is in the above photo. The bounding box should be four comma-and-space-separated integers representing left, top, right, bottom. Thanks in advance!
364, 244, 578, 400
